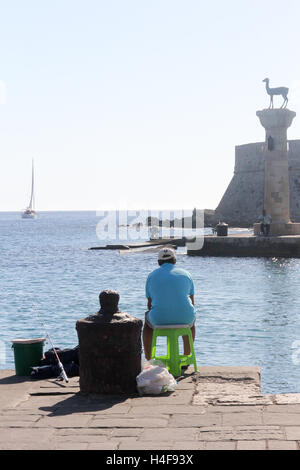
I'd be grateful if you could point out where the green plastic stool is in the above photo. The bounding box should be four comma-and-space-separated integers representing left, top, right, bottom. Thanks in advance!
151, 325, 197, 377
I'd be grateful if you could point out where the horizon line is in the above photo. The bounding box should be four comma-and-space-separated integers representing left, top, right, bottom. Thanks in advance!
0, 207, 213, 213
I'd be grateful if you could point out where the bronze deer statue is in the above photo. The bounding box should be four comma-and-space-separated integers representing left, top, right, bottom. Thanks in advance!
263, 78, 289, 109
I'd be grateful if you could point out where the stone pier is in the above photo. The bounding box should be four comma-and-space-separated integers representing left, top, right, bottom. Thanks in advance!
1, 367, 300, 450
187, 233, 300, 258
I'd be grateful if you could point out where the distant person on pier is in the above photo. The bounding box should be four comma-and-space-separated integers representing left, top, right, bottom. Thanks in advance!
258, 209, 272, 236
142, 247, 196, 361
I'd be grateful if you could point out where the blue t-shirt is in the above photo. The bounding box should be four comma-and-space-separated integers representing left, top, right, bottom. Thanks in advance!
146, 263, 195, 326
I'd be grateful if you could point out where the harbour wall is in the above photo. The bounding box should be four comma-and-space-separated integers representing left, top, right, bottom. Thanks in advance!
187, 235, 300, 258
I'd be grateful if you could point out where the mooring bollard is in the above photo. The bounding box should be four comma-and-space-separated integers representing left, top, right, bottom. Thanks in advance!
76, 290, 143, 394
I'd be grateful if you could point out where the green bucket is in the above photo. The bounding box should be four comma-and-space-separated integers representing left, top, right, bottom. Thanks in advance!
11, 338, 46, 376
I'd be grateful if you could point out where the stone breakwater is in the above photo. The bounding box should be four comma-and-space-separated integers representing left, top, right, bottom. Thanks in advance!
187, 234, 300, 258
1, 366, 300, 450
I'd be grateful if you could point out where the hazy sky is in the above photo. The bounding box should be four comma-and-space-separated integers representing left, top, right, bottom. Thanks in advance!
1, 0, 300, 211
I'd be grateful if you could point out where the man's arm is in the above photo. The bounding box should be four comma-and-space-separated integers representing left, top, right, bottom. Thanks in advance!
147, 297, 152, 310
190, 294, 194, 305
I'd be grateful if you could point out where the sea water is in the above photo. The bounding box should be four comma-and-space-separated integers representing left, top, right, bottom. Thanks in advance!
1, 210, 300, 394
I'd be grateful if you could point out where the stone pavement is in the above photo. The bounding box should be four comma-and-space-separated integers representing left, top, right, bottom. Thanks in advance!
1, 366, 300, 450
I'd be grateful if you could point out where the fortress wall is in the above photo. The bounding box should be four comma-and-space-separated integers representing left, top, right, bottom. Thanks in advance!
289, 140, 300, 221
215, 140, 300, 226
215, 143, 265, 226
234, 142, 265, 174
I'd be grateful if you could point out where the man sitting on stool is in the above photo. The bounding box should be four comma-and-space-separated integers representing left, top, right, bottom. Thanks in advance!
142, 247, 196, 361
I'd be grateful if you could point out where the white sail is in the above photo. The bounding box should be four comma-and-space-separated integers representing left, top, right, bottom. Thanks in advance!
22, 159, 37, 219
28, 160, 34, 210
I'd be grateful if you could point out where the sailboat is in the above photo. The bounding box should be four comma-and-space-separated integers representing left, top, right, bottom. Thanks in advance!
22, 160, 37, 219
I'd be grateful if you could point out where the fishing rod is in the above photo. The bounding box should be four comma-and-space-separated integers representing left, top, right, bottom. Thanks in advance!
32, 303, 69, 383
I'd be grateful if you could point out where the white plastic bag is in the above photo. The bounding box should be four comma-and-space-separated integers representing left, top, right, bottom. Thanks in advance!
136, 360, 177, 396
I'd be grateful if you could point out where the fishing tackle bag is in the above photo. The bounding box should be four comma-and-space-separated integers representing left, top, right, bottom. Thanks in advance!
40, 345, 79, 366
30, 361, 79, 380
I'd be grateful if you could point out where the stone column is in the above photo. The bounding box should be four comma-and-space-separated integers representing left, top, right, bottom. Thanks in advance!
254, 108, 300, 235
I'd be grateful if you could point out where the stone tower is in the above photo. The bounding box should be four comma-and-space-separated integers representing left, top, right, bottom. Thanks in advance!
253, 108, 300, 235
